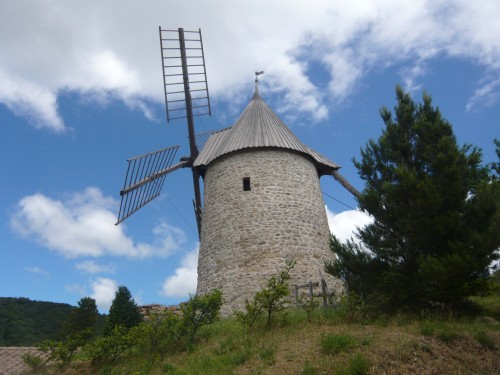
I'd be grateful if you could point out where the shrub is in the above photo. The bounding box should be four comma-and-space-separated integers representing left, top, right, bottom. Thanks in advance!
474, 329, 496, 349
236, 259, 296, 329
22, 352, 45, 372
131, 312, 183, 355
336, 293, 367, 323
85, 325, 134, 365
258, 344, 276, 365
235, 297, 264, 329
437, 328, 460, 343
37, 331, 88, 367
346, 353, 370, 375
320, 333, 356, 355
181, 289, 223, 344
129, 289, 222, 357
298, 291, 320, 323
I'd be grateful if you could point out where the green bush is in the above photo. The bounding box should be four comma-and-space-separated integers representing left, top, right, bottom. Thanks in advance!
37, 331, 88, 367
22, 352, 45, 372
437, 328, 460, 343
85, 325, 134, 365
128, 289, 222, 358
131, 311, 183, 355
298, 291, 320, 323
419, 321, 437, 336
181, 289, 223, 344
474, 329, 496, 349
336, 293, 368, 323
320, 333, 356, 355
346, 353, 371, 375
236, 259, 296, 329
258, 343, 276, 365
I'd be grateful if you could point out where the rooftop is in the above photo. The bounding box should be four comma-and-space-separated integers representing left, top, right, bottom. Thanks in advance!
194, 86, 340, 176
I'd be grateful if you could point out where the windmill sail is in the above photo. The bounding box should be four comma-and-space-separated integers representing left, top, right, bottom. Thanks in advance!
158, 27, 212, 238
116, 28, 212, 239
116, 145, 184, 225
159, 28, 211, 122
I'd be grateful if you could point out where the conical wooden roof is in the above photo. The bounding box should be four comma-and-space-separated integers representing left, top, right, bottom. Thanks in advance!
194, 86, 340, 176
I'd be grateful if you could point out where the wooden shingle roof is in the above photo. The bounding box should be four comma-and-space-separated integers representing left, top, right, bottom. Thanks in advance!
194, 87, 340, 176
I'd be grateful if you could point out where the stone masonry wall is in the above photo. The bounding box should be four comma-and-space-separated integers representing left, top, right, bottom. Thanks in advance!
197, 148, 341, 316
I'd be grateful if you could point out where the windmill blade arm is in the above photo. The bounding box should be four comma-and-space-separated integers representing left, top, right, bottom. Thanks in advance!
120, 160, 190, 196
116, 145, 182, 225
331, 170, 362, 199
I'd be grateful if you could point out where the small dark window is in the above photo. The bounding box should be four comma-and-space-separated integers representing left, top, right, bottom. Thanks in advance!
243, 177, 251, 191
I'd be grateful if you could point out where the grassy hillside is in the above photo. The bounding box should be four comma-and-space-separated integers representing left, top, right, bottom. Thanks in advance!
29, 291, 500, 375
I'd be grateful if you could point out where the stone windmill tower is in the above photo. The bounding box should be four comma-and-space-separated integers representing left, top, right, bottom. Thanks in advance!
194, 82, 347, 315
117, 28, 360, 315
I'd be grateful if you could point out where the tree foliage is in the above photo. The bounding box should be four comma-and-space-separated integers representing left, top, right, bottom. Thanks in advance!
104, 286, 142, 335
181, 289, 223, 344
65, 297, 98, 339
0, 298, 73, 346
236, 259, 295, 328
327, 87, 500, 312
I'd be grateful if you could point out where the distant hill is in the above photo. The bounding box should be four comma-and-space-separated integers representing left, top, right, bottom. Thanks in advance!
0, 297, 106, 346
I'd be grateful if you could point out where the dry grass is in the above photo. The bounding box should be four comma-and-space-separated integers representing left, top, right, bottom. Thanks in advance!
227, 317, 500, 375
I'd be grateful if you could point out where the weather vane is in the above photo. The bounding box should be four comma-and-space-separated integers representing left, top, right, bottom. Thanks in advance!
255, 71, 264, 83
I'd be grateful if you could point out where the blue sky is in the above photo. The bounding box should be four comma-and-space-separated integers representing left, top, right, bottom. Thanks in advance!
1, 0, 499, 312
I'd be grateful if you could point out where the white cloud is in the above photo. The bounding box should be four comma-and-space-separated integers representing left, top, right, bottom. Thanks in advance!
326, 206, 373, 243
10, 187, 186, 259
161, 245, 199, 298
91, 277, 118, 311
75, 260, 116, 275
1, 1, 500, 130
25, 266, 50, 277
466, 76, 500, 112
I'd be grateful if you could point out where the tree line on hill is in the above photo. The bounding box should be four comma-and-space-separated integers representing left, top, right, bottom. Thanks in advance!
0, 297, 106, 346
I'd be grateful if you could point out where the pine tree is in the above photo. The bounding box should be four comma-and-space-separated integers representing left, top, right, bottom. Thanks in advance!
104, 286, 142, 335
65, 297, 98, 339
327, 86, 500, 312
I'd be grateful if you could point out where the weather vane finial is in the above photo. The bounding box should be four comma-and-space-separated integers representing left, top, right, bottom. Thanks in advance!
255, 71, 264, 83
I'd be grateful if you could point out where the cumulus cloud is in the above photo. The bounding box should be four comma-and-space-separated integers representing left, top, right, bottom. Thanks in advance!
1, 1, 500, 130
10, 187, 186, 258
161, 245, 199, 298
91, 277, 118, 311
326, 206, 373, 243
75, 260, 116, 275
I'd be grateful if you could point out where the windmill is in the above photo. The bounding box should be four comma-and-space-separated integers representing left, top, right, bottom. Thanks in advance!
116, 27, 211, 238
116, 27, 362, 315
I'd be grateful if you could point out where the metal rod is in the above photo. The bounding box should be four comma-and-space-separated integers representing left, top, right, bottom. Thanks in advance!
120, 160, 189, 196
159, 26, 171, 122
126, 145, 179, 162
198, 28, 212, 116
